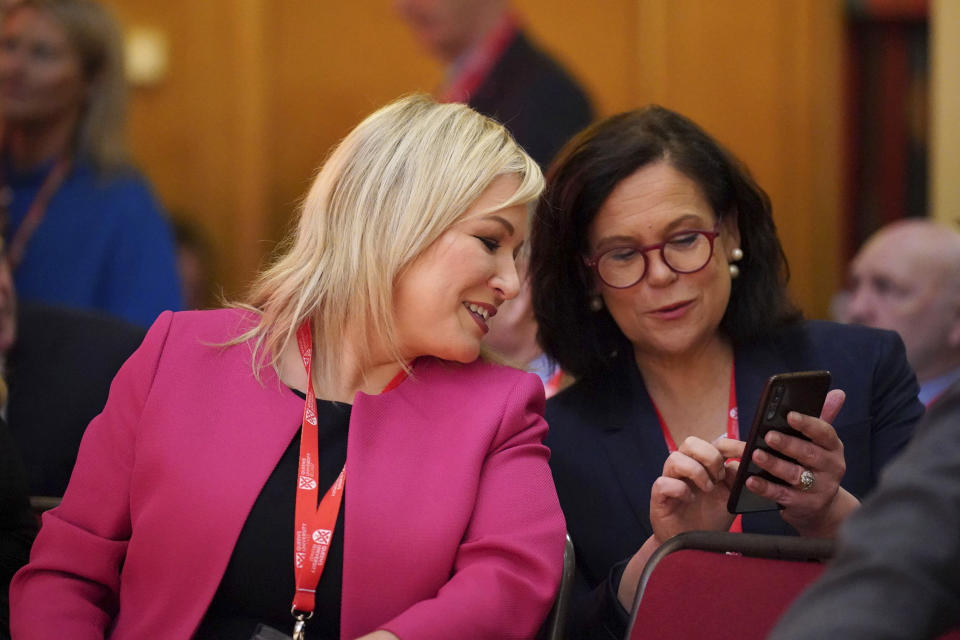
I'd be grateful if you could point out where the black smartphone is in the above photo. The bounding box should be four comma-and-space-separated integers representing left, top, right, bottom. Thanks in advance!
727, 370, 831, 514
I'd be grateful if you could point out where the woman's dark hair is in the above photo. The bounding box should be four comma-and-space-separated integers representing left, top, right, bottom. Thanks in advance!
530, 105, 801, 379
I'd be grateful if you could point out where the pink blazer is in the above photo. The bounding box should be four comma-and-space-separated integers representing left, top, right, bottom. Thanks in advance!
10, 309, 565, 639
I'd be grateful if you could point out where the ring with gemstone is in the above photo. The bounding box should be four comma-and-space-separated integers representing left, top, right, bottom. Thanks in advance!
798, 469, 816, 492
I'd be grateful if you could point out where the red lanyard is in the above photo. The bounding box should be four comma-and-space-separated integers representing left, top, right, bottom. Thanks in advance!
544, 366, 565, 398
927, 387, 948, 408
438, 12, 518, 103
651, 363, 742, 532
290, 322, 406, 639
5, 156, 72, 269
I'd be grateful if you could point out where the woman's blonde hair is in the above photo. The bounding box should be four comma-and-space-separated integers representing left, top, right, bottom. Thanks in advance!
238, 94, 543, 389
4, 0, 129, 171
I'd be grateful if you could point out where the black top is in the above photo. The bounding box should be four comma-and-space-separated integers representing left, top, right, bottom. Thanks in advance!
195, 396, 349, 640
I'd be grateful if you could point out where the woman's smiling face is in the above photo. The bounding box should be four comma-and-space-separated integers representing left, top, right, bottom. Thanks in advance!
588, 161, 740, 362
392, 174, 528, 364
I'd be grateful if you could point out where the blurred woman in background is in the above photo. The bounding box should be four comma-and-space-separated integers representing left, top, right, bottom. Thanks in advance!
0, 0, 181, 327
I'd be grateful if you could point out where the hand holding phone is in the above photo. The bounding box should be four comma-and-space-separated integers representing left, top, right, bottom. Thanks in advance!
727, 371, 831, 514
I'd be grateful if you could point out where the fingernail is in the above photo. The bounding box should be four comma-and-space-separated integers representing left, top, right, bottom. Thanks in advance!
766, 431, 781, 445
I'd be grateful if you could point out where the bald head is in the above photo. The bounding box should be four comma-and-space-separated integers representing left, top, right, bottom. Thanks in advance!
846, 219, 960, 382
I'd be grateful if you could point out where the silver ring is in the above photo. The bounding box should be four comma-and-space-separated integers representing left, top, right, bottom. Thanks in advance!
798, 469, 816, 492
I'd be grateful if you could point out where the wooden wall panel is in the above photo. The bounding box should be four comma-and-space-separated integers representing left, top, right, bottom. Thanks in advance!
633, 0, 844, 317
514, 0, 637, 116
264, 2, 444, 246
931, 0, 960, 225
103, 0, 845, 316
102, 0, 271, 299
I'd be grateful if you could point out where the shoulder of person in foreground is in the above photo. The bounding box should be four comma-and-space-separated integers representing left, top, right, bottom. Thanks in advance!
14, 302, 146, 365
6, 303, 146, 496
769, 382, 960, 640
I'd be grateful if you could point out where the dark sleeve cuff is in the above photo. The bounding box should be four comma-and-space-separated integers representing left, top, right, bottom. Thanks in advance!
605, 559, 632, 634
569, 559, 632, 639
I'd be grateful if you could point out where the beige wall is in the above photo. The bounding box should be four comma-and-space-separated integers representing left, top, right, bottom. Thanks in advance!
104, 0, 846, 317
931, 0, 960, 226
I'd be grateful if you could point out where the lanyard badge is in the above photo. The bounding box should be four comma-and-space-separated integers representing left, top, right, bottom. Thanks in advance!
290, 323, 346, 639
288, 322, 408, 638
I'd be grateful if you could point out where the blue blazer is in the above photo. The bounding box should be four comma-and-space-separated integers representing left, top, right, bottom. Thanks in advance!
545, 321, 924, 638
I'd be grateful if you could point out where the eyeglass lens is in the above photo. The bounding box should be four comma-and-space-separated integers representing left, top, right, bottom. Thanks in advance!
597, 231, 713, 288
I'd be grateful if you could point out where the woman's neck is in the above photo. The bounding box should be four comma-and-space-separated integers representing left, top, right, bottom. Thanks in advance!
635, 335, 735, 444
5, 112, 79, 172
635, 335, 734, 406
277, 331, 405, 404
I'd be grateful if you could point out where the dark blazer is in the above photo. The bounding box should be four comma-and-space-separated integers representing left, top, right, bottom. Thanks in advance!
469, 29, 593, 168
770, 377, 960, 639
545, 321, 924, 638
5, 303, 145, 496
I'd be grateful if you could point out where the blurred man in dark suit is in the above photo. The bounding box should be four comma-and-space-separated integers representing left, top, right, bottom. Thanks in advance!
394, 0, 593, 167
395, 0, 592, 390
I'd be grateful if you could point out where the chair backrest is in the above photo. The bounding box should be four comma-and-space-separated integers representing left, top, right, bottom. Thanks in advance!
540, 532, 576, 640
29, 495, 61, 514
625, 531, 833, 640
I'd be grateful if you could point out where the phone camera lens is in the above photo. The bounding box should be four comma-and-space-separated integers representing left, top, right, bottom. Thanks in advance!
766, 396, 781, 421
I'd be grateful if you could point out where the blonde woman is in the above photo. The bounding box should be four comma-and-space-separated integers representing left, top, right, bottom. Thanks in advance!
11, 95, 565, 639
0, 0, 181, 326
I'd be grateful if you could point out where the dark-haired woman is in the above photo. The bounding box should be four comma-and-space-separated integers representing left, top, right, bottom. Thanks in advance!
528, 105, 923, 638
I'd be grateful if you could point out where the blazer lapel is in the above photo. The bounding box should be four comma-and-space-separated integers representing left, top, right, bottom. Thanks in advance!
186, 352, 305, 618
597, 352, 670, 536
